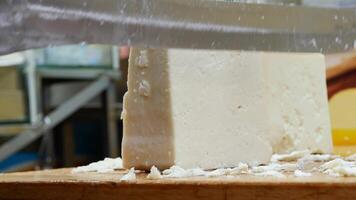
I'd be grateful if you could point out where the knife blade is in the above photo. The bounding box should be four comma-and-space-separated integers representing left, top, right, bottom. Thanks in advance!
0, 0, 355, 55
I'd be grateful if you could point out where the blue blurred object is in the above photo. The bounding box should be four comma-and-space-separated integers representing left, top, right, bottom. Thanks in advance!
35, 45, 113, 69
0, 152, 38, 172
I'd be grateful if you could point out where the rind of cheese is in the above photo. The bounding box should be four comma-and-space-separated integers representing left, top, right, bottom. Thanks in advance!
122, 48, 332, 170
122, 49, 175, 169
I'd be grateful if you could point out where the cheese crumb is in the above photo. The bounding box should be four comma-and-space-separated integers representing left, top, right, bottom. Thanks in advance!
346, 154, 356, 161
297, 154, 337, 170
120, 168, 136, 181
252, 163, 297, 173
271, 150, 311, 162
331, 166, 356, 177
163, 166, 208, 178
229, 163, 249, 175
294, 170, 312, 177
162, 166, 188, 178
320, 158, 356, 177
147, 166, 162, 180
320, 158, 354, 171
162, 164, 250, 178
71, 152, 356, 179
324, 169, 341, 177
187, 168, 207, 177
206, 168, 230, 177
299, 154, 335, 162
72, 157, 123, 173
254, 170, 285, 178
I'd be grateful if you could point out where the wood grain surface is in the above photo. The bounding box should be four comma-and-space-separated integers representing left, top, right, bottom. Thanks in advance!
0, 168, 355, 200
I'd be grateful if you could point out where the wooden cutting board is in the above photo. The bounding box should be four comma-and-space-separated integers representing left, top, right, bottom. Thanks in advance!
0, 168, 356, 200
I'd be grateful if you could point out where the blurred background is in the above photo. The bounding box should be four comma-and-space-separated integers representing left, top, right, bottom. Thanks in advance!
0, 45, 129, 172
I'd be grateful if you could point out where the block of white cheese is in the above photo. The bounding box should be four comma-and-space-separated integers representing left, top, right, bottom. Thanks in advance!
122, 48, 332, 170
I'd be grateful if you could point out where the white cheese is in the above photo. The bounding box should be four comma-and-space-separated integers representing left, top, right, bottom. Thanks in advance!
147, 166, 163, 180
162, 166, 208, 178
161, 163, 249, 178
296, 154, 339, 170
300, 154, 336, 162
320, 158, 355, 171
72, 157, 123, 173
206, 168, 231, 177
254, 170, 285, 178
319, 158, 356, 177
162, 166, 189, 178
187, 168, 207, 177
271, 150, 311, 162
330, 166, 356, 177
265, 53, 332, 153
120, 168, 136, 181
294, 170, 312, 177
324, 169, 342, 177
252, 163, 297, 173
122, 48, 332, 170
346, 154, 356, 161
229, 163, 249, 175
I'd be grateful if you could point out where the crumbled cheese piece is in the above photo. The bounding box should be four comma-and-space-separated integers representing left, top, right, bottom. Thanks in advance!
147, 166, 162, 180
120, 168, 136, 181
297, 154, 337, 170
187, 168, 207, 177
206, 168, 230, 177
229, 163, 249, 175
320, 158, 355, 171
162, 166, 189, 178
320, 158, 356, 177
346, 154, 356, 161
162, 164, 250, 178
97, 168, 114, 173
299, 154, 335, 162
72, 157, 123, 173
277, 163, 298, 171
254, 170, 285, 178
163, 166, 208, 178
331, 166, 356, 177
270, 150, 311, 162
149, 155, 356, 179
252, 163, 297, 173
324, 169, 341, 177
294, 170, 312, 177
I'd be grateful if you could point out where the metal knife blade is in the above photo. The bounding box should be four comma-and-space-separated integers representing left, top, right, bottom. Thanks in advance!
0, 0, 355, 55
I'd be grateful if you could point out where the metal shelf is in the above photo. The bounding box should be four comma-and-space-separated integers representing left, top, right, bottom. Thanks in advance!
0, 46, 121, 166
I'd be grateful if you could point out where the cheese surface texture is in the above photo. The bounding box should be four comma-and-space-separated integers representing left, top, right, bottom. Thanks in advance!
122, 48, 332, 170
265, 53, 332, 153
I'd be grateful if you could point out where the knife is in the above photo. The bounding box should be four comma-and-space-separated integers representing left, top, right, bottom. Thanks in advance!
0, 0, 355, 55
